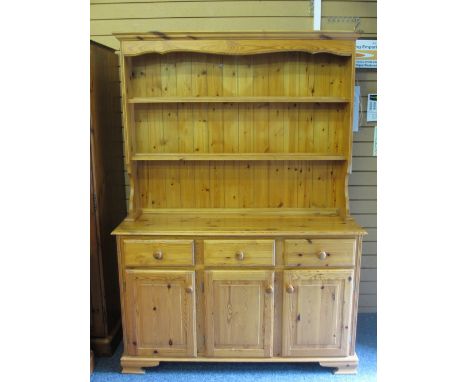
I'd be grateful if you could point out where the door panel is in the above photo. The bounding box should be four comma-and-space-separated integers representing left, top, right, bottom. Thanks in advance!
124, 269, 196, 357
214, 283, 262, 346
282, 269, 354, 357
205, 270, 274, 357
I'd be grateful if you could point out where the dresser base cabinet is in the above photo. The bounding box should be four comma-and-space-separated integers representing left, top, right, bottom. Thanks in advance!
114, 231, 364, 375
112, 32, 366, 375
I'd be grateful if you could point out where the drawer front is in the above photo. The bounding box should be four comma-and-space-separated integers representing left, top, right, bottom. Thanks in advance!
204, 240, 275, 266
122, 239, 194, 267
284, 239, 355, 267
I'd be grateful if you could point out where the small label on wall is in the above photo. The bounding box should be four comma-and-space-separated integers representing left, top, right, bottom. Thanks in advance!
356, 40, 377, 69
367, 94, 377, 122
373, 126, 377, 156
353, 86, 360, 132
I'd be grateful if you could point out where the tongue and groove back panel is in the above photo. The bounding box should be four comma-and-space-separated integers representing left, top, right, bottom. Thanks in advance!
128, 52, 351, 98
133, 103, 348, 154
137, 161, 345, 211
127, 51, 352, 215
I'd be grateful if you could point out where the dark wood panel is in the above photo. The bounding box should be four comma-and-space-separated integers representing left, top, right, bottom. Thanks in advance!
90, 41, 127, 355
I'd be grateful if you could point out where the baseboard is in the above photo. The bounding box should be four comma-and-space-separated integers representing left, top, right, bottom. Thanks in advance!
91, 319, 122, 356
120, 354, 359, 375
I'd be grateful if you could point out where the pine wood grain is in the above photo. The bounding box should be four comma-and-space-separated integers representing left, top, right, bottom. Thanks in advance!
136, 161, 346, 210
282, 269, 354, 356
204, 239, 275, 266
204, 270, 274, 357
124, 269, 197, 357
114, 34, 368, 374
129, 96, 350, 103
113, 211, 365, 236
284, 239, 356, 267
122, 239, 194, 267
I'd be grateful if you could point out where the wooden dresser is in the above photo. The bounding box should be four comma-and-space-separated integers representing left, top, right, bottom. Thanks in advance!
112, 32, 366, 375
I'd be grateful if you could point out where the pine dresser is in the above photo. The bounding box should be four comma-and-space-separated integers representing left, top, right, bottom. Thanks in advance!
112, 32, 366, 375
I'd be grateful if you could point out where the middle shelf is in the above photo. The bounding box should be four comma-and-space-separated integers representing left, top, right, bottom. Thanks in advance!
128, 96, 350, 104
132, 153, 346, 161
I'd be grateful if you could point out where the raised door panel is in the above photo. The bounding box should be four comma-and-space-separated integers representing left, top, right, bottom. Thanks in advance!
124, 269, 196, 357
205, 270, 274, 357
282, 269, 354, 357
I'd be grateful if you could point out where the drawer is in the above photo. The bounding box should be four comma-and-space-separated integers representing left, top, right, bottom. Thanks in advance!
284, 239, 355, 267
204, 240, 275, 266
122, 239, 194, 267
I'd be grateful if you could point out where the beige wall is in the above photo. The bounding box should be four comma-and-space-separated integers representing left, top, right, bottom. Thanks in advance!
91, 0, 377, 313
352, 68, 376, 313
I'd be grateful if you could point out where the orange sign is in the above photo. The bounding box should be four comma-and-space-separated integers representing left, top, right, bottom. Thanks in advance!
356, 40, 377, 68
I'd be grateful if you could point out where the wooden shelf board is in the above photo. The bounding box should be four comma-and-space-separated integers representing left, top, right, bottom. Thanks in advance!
128, 96, 350, 104
112, 210, 366, 236
132, 153, 346, 161
142, 208, 340, 216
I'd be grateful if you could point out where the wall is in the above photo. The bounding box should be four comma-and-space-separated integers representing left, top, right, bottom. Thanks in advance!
352, 68, 376, 313
90, 0, 377, 313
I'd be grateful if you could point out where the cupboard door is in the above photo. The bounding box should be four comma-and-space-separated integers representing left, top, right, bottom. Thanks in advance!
282, 269, 354, 357
204, 270, 274, 357
124, 269, 196, 357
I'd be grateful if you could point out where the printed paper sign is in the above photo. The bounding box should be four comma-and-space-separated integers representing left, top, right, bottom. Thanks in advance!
367, 94, 377, 122
356, 40, 377, 69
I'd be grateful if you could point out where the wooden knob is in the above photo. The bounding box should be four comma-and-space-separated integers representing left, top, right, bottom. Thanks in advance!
185, 286, 193, 294
318, 251, 328, 260
286, 284, 295, 293
265, 285, 274, 294
235, 251, 245, 261
153, 250, 163, 260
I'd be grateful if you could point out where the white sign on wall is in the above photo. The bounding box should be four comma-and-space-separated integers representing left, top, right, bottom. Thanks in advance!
367, 94, 377, 122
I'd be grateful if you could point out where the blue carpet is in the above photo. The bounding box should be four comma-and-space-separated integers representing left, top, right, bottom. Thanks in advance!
92, 313, 376, 382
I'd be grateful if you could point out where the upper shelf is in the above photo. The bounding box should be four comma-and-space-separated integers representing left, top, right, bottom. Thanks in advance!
128, 96, 350, 104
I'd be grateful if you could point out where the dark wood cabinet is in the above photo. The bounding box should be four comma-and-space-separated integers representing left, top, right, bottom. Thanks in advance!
90, 41, 127, 356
